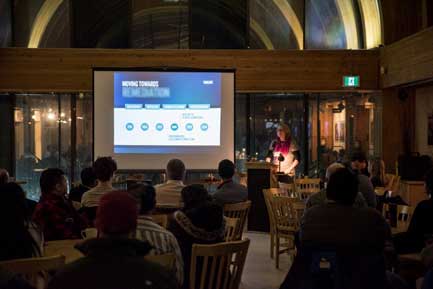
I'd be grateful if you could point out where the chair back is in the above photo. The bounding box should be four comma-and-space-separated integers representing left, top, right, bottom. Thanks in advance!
263, 189, 282, 234
224, 217, 239, 242
270, 196, 299, 230
144, 253, 176, 271
44, 239, 83, 264
152, 214, 168, 228
223, 201, 251, 240
190, 239, 250, 289
385, 174, 395, 191
295, 178, 321, 200
278, 183, 296, 197
391, 175, 401, 193
0, 255, 65, 289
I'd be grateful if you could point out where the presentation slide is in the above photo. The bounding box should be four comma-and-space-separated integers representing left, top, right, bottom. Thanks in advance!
93, 69, 234, 170
113, 71, 221, 153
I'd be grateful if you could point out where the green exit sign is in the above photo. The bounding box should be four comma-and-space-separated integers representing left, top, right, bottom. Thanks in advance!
343, 76, 360, 87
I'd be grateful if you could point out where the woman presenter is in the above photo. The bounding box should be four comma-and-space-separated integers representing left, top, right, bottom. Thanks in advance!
266, 123, 300, 183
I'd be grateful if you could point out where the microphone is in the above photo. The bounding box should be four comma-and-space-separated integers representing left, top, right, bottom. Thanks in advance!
278, 153, 285, 162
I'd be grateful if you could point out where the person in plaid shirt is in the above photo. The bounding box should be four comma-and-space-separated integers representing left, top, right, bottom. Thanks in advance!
33, 168, 87, 241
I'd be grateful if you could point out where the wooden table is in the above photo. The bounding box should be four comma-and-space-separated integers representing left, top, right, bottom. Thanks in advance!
44, 239, 84, 264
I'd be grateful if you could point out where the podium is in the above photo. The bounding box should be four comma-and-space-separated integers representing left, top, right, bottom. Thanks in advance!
246, 161, 278, 232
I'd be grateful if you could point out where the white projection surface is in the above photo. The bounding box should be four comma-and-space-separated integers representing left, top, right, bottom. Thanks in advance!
93, 69, 234, 170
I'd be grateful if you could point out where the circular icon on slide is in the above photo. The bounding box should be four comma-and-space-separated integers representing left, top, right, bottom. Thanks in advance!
140, 123, 149, 131
125, 123, 134, 131
185, 123, 194, 131
155, 123, 164, 131
200, 123, 209, 131
171, 123, 179, 131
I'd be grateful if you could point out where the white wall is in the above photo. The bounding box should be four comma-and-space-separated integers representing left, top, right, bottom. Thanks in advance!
415, 86, 433, 156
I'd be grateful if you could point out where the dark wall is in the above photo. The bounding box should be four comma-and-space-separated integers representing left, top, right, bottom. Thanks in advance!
190, 0, 248, 49
0, 94, 14, 175
72, 0, 129, 48
0, 0, 12, 47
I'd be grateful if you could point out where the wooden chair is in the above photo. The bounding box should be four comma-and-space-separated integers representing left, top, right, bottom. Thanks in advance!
189, 239, 250, 289
0, 255, 65, 289
224, 217, 239, 242
263, 188, 286, 259
44, 239, 83, 264
294, 178, 321, 200
391, 175, 401, 194
152, 214, 168, 228
270, 196, 299, 268
385, 174, 395, 191
278, 182, 296, 197
144, 253, 176, 271
223, 201, 251, 240
382, 203, 414, 234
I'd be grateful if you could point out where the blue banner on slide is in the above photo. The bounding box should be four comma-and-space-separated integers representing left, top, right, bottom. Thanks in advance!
114, 71, 221, 108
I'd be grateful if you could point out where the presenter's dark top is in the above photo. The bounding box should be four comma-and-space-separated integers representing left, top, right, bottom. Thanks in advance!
267, 138, 300, 174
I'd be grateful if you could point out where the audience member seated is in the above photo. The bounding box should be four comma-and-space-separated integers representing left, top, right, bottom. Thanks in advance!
0, 168, 9, 185
129, 183, 184, 286
32, 168, 87, 241
0, 183, 43, 261
281, 168, 392, 289
0, 181, 37, 216
394, 169, 433, 254
155, 159, 186, 207
81, 157, 117, 223
306, 163, 367, 209
168, 185, 224, 289
213, 159, 248, 206
370, 158, 390, 189
349, 152, 377, 208
48, 191, 178, 289
69, 167, 96, 203
0, 268, 35, 289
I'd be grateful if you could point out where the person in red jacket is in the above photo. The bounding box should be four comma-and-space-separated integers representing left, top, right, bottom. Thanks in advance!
33, 168, 87, 241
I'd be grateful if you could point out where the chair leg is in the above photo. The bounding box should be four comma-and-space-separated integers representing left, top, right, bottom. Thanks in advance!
270, 231, 274, 259
275, 234, 280, 269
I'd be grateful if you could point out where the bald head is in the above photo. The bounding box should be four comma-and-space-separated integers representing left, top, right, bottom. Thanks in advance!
325, 163, 345, 181
0, 169, 9, 185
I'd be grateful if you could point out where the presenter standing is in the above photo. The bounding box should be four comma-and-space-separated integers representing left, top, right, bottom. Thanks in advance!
266, 123, 300, 183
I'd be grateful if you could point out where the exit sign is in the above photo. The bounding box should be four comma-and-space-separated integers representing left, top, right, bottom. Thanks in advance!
343, 76, 360, 87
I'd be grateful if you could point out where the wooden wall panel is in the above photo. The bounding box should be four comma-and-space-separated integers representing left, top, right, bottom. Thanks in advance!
0, 48, 379, 92
381, 27, 433, 88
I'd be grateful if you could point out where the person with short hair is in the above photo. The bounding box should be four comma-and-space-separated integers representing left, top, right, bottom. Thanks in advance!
32, 168, 87, 241
48, 191, 178, 289
69, 167, 97, 203
306, 163, 367, 209
81, 157, 117, 222
349, 152, 377, 208
129, 184, 184, 286
168, 185, 224, 289
0, 168, 9, 185
213, 159, 248, 206
155, 159, 186, 207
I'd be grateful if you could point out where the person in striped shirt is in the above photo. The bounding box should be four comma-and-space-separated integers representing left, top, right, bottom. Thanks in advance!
129, 183, 184, 286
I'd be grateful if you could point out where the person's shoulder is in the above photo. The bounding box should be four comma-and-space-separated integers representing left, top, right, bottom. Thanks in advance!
416, 198, 433, 209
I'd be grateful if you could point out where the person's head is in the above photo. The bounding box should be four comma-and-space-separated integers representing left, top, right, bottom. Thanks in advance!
0, 169, 9, 185
186, 201, 224, 232
276, 123, 291, 141
325, 162, 345, 182
181, 184, 210, 210
81, 167, 97, 188
218, 159, 236, 180
424, 168, 433, 197
0, 183, 39, 260
128, 183, 156, 215
166, 159, 185, 181
95, 191, 138, 238
326, 168, 359, 206
350, 151, 367, 171
40, 168, 68, 197
93, 157, 117, 183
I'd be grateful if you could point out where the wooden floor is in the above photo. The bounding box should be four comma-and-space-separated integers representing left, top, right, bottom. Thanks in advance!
241, 232, 292, 289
